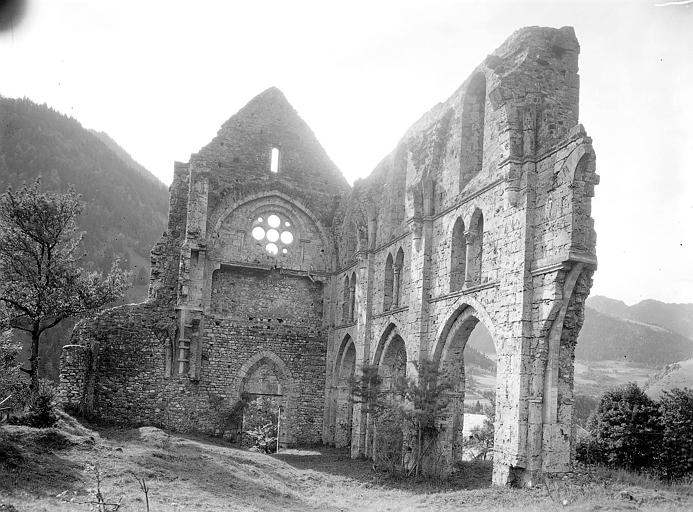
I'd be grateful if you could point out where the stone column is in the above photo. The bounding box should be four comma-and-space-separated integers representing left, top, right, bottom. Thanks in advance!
463, 229, 477, 287
392, 264, 401, 308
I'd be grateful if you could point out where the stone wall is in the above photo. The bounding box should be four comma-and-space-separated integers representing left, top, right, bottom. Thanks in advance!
60, 25, 598, 486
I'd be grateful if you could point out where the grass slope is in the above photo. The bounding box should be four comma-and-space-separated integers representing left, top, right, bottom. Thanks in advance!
645, 357, 693, 398
2, 415, 692, 511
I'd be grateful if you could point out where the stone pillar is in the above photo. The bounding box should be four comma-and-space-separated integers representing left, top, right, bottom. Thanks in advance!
392, 264, 401, 308
351, 251, 374, 458
58, 344, 92, 415
463, 229, 477, 287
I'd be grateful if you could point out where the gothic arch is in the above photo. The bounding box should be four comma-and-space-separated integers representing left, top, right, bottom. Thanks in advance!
234, 350, 297, 446
460, 72, 487, 189
235, 350, 294, 397
212, 190, 333, 258
383, 253, 394, 311
432, 298, 499, 360
432, 301, 498, 466
332, 334, 357, 448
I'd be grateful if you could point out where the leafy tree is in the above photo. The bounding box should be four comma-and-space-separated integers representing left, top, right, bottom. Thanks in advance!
657, 387, 693, 479
469, 417, 494, 461
588, 383, 662, 470
348, 363, 388, 417
0, 328, 30, 413
0, 180, 130, 392
350, 359, 451, 476
398, 359, 451, 475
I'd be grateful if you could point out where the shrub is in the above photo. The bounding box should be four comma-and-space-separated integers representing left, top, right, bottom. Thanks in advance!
243, 396, 279, 453
9, 380, 58, 428
657, 387, 693, 479
0, 331, 31, 416
587, 383, 662, 470
245, 422, 277, 454
372, 408, 405, 473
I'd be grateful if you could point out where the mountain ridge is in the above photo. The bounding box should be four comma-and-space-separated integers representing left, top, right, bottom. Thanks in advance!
1, 95, 169, 379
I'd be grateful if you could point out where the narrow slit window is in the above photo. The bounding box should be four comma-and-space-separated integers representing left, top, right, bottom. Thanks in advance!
270, 147, 280, 173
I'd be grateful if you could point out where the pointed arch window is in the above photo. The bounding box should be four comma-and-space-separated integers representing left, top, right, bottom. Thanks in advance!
460, 73, 487, 188
450, 217, 466, 292
349, 272, 356, 322
394, 247, 404, 307
342, 275, 350, 323
383, 253, 394, 311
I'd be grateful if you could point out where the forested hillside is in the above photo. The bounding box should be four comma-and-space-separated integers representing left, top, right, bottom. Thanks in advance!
576, 307, 693, 365
0, 96, 168, 274
588, 295, 693, 340
0, 96, 170, 380
468, 300, 693, 367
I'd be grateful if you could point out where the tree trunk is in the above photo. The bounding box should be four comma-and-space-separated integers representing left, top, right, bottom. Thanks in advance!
29, 324, 40, 393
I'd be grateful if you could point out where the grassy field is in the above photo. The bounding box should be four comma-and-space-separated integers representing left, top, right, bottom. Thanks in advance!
574, 360, 654, 398
1, 414, 692, 511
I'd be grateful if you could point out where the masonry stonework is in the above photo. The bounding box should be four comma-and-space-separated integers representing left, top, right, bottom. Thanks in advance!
59, 26, 598, 486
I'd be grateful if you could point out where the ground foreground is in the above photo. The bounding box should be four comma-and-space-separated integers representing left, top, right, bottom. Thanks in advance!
1, 415, 692, 511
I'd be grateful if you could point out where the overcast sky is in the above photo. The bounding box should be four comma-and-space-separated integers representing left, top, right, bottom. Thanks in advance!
1, 0, 691, 305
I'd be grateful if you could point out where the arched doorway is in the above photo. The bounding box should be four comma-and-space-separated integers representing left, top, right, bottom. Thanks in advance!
434, 305, 496, 471
237, 351, 294, 448
367, 325, 408, 459
334, 336, 356, 448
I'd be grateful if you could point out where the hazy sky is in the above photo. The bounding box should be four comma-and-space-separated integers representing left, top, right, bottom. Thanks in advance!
1, 0, 691, 305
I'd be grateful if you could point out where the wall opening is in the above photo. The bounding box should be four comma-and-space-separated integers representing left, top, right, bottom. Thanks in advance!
460, 73, 487, 189
270, 147, 280, 173
369, 332, 407, 459
394, 247, 404, 308
450, 217, 466, 292
342, 275, 350, 324
239, 356, 286, 449
349, 272, 357, 323
251, 212, 294, 256
383, 253, 394, 311
334, 337, 356, 448
435, 308, 496, 475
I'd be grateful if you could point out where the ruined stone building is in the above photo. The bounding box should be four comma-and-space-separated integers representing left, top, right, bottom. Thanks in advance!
59, 26, 598, 485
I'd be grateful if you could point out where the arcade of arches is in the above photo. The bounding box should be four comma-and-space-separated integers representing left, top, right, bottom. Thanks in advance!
59, 26, 598, 487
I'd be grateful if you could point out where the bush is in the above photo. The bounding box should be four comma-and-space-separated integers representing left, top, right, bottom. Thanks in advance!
587, 383, 662, 470
372, 408, 405, 473
0, 331, 31, 416
658, 388, 693, 479
243, 396, 279, 453
9, 380, 58, 428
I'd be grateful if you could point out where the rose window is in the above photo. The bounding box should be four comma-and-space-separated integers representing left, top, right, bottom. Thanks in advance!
251, 214, 294, 256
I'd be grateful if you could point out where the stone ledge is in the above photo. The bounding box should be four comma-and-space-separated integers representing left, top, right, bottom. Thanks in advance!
429, 281, 499, 303
372, 305, 409, 319
333, 321, 357, 329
